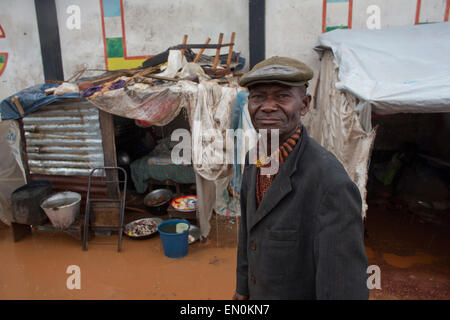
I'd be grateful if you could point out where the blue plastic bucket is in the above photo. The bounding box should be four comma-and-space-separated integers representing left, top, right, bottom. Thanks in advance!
157, 219, 190, 258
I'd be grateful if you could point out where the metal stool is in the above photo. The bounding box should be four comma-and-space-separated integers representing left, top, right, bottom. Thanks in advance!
82, 167, 127, 252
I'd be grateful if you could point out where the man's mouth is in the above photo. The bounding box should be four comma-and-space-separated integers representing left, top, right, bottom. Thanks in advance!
257, 118, 282, 125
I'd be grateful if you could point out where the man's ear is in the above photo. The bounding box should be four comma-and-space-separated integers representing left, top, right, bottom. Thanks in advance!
300, 94, 311, 116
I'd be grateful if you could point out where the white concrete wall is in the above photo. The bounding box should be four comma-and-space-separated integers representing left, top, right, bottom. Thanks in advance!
122, 0, 249, 60
0, 0, 448, 100
55, 0, 249, 82
0, 0, 44, 100
55, 0, 106, 81
266, 0, 323, 94
266, 0, 449, 94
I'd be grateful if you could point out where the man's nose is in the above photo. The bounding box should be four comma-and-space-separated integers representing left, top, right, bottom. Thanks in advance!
260, 97, 278, 112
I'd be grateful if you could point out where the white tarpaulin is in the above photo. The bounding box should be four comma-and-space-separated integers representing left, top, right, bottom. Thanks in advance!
315, 22, 450, 117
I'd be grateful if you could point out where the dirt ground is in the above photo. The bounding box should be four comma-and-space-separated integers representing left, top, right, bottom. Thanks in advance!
0, 189, 448, 300
364, 185, 450, 300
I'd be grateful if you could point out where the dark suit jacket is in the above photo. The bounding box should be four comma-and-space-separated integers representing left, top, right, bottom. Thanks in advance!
236, 127, 369, 300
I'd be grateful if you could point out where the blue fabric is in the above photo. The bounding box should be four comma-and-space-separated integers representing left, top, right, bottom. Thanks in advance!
130, 154, 196, 194
230, 90, 250, 197
0, 83, 81, 120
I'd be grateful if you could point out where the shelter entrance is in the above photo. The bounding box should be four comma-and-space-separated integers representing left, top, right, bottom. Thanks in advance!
364, 113, 450, 299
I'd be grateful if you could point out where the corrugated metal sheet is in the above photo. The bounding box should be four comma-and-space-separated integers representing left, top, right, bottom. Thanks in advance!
23, 101, 105, 176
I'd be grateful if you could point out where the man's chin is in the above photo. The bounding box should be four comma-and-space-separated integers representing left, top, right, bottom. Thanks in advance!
256, 124, 282, 132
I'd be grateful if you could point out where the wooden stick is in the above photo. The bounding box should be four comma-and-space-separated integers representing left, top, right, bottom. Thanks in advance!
173, 43, 234, 49
146, 74, 179, 82
193, 37, 211, 63
12, 96, 25, 116
180, 34, 188, 58
226, 32, 236, 70
213, 33, 224, 70
134, 65, 160, 78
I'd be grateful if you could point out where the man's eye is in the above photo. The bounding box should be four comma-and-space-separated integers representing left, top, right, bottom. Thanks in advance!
277, 94, 290, 99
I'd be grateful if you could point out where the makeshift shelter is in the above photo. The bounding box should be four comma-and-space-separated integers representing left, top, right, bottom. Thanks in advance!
0, 47, 248, 239
305, 22, 450, 217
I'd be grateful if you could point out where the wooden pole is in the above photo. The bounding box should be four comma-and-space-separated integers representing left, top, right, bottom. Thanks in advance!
180, 34, 188, 58
194, 37, 211, 63
213, 33, 224, 70
226, 32, 236, 71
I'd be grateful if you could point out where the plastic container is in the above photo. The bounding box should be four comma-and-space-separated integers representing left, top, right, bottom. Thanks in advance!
157, 219, 190, 258
40, 191, 81, 230
11, 180, 52, 225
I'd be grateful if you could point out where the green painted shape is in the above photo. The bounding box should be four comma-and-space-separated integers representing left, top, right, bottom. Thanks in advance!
0, 55, 5, 63
106, 37, 124, 58
326, 25, 348, 32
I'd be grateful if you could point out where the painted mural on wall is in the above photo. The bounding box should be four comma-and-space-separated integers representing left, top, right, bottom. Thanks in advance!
100, 0, 151, 71
0, 0, 449, 99
0, 24, 8, 76
323, 0, 449, 33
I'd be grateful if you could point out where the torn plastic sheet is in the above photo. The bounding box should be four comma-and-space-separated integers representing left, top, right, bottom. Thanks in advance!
88, 80, 198, 126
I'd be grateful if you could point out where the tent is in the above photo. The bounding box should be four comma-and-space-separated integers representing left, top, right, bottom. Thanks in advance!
304, 22, 450, 217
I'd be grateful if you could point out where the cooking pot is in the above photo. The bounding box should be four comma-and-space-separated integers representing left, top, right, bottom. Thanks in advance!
144, 189, 172, 216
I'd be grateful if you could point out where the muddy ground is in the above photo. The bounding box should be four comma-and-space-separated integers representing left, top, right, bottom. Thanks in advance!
0, 189, 448, 300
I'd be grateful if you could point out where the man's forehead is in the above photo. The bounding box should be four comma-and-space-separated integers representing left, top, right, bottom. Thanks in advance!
249, 83, 294, 92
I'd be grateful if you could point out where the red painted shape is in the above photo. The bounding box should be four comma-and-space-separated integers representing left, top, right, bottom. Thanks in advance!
445, 0, 450, 22
322, 0, 353, 33
0, 53, 9, 76
99, 0, 109, 69
99, 0, 152, 70
348, 0, 353, 29
0, 24, 5, 38
322, 0, 327, 33
119, 0, 151, 60
415, 0, 422, 25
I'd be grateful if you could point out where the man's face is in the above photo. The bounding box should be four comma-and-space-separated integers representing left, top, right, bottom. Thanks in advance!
248, 83, 311, 142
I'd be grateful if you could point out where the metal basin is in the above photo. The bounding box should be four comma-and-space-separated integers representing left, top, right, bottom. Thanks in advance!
144, 189, 172, 216
40, 191, 81, 230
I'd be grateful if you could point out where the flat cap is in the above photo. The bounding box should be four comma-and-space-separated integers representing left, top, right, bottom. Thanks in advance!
239, 56, 314, 88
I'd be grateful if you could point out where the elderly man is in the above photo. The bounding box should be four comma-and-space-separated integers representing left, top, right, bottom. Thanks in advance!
233, 57, 369, 300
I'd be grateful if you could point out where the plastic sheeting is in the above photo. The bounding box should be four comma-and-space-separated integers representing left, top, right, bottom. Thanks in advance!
190, 81, 237, 181
303, 51, 377, 217
315, 22, 450, 116
0, 120, 26, 225
88, 80, 198, 127
0, 84, 80, 120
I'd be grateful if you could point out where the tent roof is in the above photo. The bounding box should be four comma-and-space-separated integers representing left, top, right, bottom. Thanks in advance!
315, 22, 450, 115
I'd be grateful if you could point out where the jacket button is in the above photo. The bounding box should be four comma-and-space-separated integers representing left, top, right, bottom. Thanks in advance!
251, 241, 256, 251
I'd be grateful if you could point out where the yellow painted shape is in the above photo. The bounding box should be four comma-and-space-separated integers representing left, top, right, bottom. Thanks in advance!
107, 57, 146, 71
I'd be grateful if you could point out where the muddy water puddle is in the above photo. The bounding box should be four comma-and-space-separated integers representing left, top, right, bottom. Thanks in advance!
0, 223, 237, 299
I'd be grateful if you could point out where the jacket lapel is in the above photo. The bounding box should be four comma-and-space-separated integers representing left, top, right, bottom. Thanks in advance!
246, 127, 309, 232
